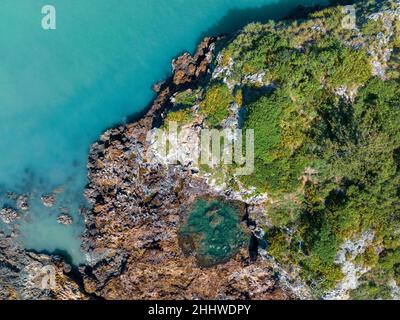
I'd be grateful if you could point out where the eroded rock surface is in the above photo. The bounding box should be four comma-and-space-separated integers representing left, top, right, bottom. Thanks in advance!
81, 38, 291, 300
0, 234, 87, 300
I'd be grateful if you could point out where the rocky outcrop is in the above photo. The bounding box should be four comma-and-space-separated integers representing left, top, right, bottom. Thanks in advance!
57, 214, 73, 225
0, 208, 20, 224
41, 193, 56, 208
172, 37, 217, 86
80, 37, 292, 300
0, 233, 87, 300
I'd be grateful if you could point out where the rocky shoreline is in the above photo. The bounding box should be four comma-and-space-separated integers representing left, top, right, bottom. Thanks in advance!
79, 36, 291, 299
0, 36, 291, 300
3, 0, 397, 300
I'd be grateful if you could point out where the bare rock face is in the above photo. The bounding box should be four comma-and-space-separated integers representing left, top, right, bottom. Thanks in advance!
83, 133, 289, 299
0, 234, 87, 300
81, 38, 292, 300
172, 37, 216, 86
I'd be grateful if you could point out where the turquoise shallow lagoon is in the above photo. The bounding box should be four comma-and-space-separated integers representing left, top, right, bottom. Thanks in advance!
0, 0, 326, 264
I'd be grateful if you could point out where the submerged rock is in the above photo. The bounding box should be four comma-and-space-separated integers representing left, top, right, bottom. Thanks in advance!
57, 214, 73, 225
16, 195, 29, 212
152, 80, 166, 93
41, 194, 56, 208
0, 208, 20, 224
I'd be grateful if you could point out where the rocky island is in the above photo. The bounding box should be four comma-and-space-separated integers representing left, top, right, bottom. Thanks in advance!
1, 0, 399, 300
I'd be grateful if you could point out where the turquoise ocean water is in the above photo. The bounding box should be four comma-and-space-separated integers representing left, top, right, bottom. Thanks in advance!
0, 0, 326, 264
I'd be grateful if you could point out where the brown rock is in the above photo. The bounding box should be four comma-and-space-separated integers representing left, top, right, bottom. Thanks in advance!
172, 37, 216, 86
80, 36, 291, 300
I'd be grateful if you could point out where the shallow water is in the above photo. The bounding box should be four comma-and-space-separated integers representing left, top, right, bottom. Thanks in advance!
0, 0, 326, 264
179, 198, 248, 266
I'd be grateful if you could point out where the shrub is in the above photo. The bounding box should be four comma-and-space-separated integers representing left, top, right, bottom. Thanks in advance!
200, 84, 233, 127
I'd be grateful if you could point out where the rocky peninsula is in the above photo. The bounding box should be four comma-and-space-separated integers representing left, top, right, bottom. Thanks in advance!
1, 0, 399, 300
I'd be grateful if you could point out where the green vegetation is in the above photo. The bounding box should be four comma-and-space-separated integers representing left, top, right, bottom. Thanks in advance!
170, 0, 400, 297
200, 84, 234, 127
238, 38, 371, 196
173, 89, 199, 107
394, 19, 400, 48
163, 108, 193, 126
178, 198, 248, 267
262, 78, 399, 296
362, 19, 383, 37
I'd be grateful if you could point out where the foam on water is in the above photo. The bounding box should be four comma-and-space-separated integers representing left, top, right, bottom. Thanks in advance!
0, 0, 327, 264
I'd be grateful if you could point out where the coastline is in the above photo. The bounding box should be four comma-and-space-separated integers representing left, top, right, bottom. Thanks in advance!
80, 35, 291, 299
2, 0, 398, 300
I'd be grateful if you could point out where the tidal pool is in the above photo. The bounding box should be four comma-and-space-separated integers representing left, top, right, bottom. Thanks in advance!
179, 198, 249, 267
